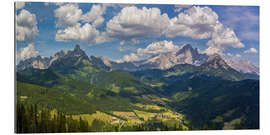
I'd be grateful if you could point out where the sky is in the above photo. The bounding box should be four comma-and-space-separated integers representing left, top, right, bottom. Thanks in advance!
15, 2, 259, 66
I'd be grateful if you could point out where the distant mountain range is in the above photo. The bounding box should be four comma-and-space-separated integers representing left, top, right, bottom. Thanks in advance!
16, 44, 259, 130
225, 59, 259, 75
17, 44, 259, 76
135, 44, 208, 70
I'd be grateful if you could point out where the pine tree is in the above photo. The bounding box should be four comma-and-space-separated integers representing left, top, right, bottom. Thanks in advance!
203, 123, 209, 130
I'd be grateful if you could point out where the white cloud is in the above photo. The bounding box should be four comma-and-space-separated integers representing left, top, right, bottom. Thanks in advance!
205, 25, 244, 55
174, 5, 192, 12
54, 4, 82, 28
106, 6, 170, 41
117, 40, 180, 62
16, 43, 39, 60
16, 9, 38, 43
53, 5, 245, 51
204, 46, 224, 55
54, 4, 109, 45
165, 6, 245, 55
225, 53, 243, 60
55, 2, 65, 6
54, 4, 107, 28
44, 2, 49, 6
227, 53, 233, 57
81, 4, 106, 27
166, 6, 219, 39
116, 53, 139, 63
92, 16, 105, 27
235, 54, 242, 58
120, 41, 125, 46
137, 40, 179, 56
16, 2, 25, 10
244, 47, 258, 53
107, 6, 244, 55
108, 6, 222, 42
55, 23, 108, 44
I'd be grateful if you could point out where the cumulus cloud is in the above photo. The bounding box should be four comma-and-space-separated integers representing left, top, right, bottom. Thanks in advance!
16, 43, 39, 60
92, 16, 105, 27
227, 53, 233, 57
205, 24, 244, 55
106, 6, 170, 41
55, 23, 108, 44
225, 53, 243, 60
166, 6, 219, 39
137, 40, 179, 56
107, 6, 244, 55
120, 41, 125, 46
174, 5, 192, 12
165, 6, 245, 55
117, 40, 179, 62
53, 5, 244, 51
54, 4, 83, 28
16, 2, 25, 10
116, 53, 139, 63
54, 4, 109, 45
235, 54, 241, 58
16, 9, 38, 43
81, 4, 106, 27
244, 48, 258, 53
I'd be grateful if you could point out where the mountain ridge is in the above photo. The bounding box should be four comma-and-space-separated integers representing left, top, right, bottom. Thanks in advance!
16, 44, 259, 76
135, 44, 209, 70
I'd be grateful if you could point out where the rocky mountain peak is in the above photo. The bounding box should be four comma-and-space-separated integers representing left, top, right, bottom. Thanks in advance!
74, 44, 82, 52
17, 55, 50, 71
204, 53, 230, 69
53, 45, 87, 59
182, 44, 192, 50
49, 45, 89, 68
176, 44, 196, 56
135, 44, 209, 70
72, 45, 86, 56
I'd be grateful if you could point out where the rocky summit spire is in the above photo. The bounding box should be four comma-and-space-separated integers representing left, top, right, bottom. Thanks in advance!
182, 44, 192, 50
176, 44, 197, 56
72, 44, 86, 56
74, 44, 81, 51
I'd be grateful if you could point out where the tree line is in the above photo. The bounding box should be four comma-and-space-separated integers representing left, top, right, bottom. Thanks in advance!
16, 101, 195, 133
16, 101, 112, 133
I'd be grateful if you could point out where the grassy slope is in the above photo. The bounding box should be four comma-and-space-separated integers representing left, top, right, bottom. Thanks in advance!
16, 82, 96, 114
167, 77, 259, 129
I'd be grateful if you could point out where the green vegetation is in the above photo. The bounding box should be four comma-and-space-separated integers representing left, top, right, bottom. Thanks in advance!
167, 77, 259, 129
16, 101, 117, 133
16, 53, 259, 132
17, 82, 96, 114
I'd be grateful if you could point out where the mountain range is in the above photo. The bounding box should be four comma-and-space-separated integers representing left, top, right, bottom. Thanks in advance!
17, 44, 259, 76
16, 44, 259, 130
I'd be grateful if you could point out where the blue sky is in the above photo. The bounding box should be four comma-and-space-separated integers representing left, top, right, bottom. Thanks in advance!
15, 2, 259, 66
